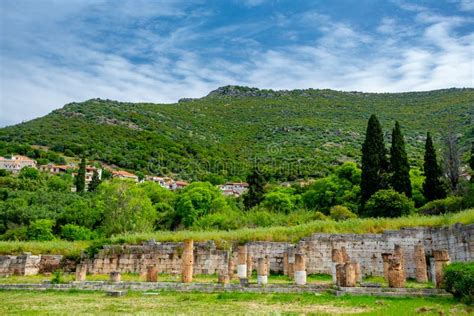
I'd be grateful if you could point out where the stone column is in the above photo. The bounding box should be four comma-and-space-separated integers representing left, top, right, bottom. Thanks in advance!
283, 252, 289, 276
414, 244, 428, 283
257, 258, 268, 285
387, 258, 405, 288
381, 253, 392, 282
237, 245, 247, 279
218, 272, 230, 285
181, 239, 194, 283
246, 251, 253, 278
146, 266, 158, 282
433, 250, 450, 289
331, 249, 344, 283
110, 271, 121, 282
75, 264, 87, 282
394, 245, 406, 280
336, 263, 357, 287
294, 254, 306, 285
341, 247, 350, 263
353, 262, 362, 283
228, 257, 236, 280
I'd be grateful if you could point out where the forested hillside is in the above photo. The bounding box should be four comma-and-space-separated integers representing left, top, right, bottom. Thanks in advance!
1, 86, 473, 181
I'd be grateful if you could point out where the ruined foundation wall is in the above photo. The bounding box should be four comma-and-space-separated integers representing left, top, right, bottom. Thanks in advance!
1, 224, 472, 277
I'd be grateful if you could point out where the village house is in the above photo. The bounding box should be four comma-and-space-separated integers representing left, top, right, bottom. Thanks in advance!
39, 164, 74, 174
0, 155, 37, 173
85, 166, 102, 184
172, 180, 189, 190
40, 164, 102, 186
112, 170, 139, 182
218, 182, 249, 197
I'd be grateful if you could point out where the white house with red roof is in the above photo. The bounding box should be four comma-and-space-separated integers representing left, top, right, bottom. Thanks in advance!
0, 155, 37, 173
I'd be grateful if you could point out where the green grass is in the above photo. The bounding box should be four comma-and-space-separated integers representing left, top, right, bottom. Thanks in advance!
363, 276, 435, 289
0, 289, 471, 315
0, 273, 333, 285
1, 209, 472, 255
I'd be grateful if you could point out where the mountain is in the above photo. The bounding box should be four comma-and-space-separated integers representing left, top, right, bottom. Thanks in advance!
1, 86, 473, 181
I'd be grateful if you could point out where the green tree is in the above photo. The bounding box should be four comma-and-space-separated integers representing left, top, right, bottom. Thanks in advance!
88, 170, 101, 192
262, 189, 295, 214
75, 157, 86, 193
364, 189, 414, 218
469, 142, 474, 183
360, 114, 389, 204
243, 168, 266, 210
423, 132, 446, 201
175, 182, 229, 227
390, 122, 412, 197
98, 180, 156, 236
27, 219, 55, 241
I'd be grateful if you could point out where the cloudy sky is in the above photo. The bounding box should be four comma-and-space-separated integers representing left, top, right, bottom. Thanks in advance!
0, 0, 473, 127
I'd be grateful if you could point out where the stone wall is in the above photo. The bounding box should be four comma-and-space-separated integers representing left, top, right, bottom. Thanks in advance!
84, 224, 473, 278
1, 224, 472, 277
0, 253, 62, 276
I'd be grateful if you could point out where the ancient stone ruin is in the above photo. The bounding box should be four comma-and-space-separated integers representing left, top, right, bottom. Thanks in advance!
0, 223, 472, 291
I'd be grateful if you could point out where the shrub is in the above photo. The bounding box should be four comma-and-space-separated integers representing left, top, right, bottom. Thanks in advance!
364, 189, 414, 218
329, 205, 357, 221
27, 219, 55, 241
1, 226, 28, 241
417, 197, 464, 215
51, 270, 65, 284
444, 262, 474, 304
60, 224, 97, 241
262, 191, 295, 214
192, 210, 243, 231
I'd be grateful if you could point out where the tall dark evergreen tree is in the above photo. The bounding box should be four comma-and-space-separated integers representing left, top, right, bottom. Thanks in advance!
88, 169, 101, 192
422, 132, 446, 201
389, 121, 412, 197
75, 157, 86, 193
360, 114, 389, 204
243, 167, 266, 210
443, 132, 461, 193
469, 142, 474, 183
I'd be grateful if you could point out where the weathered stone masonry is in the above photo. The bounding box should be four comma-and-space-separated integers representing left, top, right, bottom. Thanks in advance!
0, 224, 472, 277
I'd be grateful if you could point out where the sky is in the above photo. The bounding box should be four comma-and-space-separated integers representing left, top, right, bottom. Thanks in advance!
0, 0, 473, 127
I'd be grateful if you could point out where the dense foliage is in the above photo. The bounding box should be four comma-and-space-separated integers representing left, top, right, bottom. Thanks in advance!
0, 87, 473, 242
0, 87, 472, 181
444, 262, 474, 304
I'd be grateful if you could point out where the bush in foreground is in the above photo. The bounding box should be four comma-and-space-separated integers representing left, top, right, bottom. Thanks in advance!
444, 262, 474, 304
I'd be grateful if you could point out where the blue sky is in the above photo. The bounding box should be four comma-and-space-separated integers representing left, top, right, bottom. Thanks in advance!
0, 0, 473, 127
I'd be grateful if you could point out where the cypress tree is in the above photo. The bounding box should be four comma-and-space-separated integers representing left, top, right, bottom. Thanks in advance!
243, 167, 266, 210
469, 142, 474, 183
390, 121, 412, 197
422, 132, 446, 201
361, 114, 389, 204
75, 157, 86, 193
88, 169, 101, 192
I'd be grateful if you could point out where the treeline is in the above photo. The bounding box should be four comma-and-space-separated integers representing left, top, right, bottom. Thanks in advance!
0, 114, 473, 241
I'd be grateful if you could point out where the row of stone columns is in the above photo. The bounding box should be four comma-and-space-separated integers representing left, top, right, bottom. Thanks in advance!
381, 244, 450, 289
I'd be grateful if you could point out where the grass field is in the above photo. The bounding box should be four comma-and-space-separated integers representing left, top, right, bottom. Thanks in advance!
0, 272, 333, 285
1, 209, 472, 256
0, 289, 471, 315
